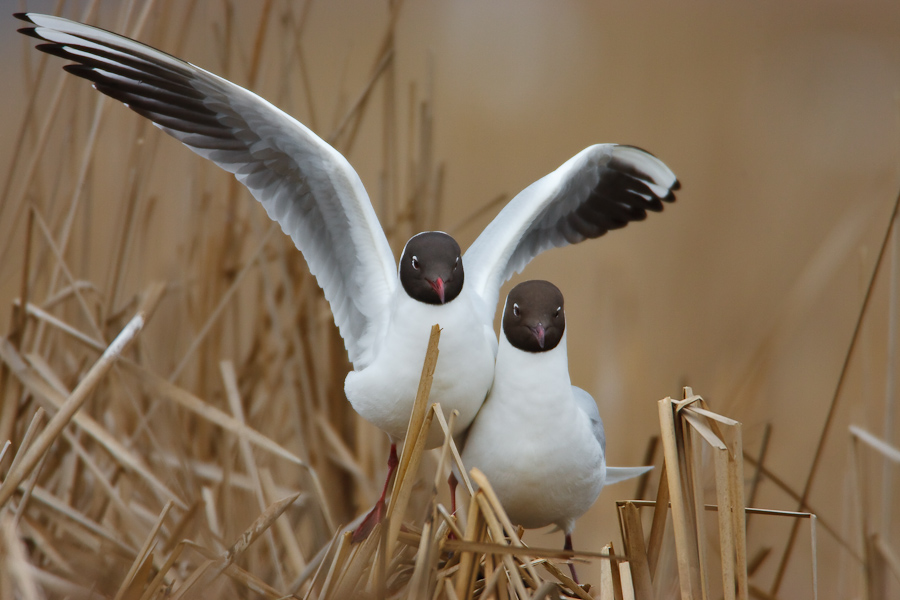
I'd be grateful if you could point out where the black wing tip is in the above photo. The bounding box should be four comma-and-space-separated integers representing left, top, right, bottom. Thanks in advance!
62, 63, 93, 78
613, 143, 682, 195
17, 26, 45, 41
13, 12, 34, 24
663, 179, 681, 204
644, 197, 665, 213
35, 42, 72, 60
657, 188, 678, 206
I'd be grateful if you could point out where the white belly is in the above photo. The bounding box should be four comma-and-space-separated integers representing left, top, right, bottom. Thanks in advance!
461, 337, 605, 532
344, 289, 496, 448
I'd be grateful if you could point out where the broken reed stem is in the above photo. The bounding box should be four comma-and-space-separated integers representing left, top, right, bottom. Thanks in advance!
386, 324, 440, 557
654, 390, 753, 600
620, 502, 652, 599
658, 396, 697, 600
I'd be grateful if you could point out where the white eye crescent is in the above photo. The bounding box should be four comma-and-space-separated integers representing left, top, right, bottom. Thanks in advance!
411, 256, 420, 270
512, 303, 520, 317
453, 256, 460, 271
555, 307, 561, 318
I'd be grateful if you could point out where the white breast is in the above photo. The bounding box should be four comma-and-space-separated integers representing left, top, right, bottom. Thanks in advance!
461, 333, 605, 532
344, 286, 496, 448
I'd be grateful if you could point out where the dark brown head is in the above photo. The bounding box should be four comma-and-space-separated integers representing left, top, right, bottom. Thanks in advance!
502, 280, 565, 352
399, 232, 464, 305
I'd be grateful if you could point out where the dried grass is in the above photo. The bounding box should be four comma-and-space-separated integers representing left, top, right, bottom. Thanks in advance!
2, 2, 899, 599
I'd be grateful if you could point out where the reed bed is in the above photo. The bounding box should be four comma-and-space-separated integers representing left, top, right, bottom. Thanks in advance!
2, 1, 900, 599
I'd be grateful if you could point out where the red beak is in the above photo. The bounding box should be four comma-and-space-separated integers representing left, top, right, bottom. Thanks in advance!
529, 323, 546, 349
428, 277, 445, 304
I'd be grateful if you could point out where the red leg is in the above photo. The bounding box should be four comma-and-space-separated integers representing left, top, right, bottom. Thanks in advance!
351, 443, 398, 543
564, 533, 580, 584
446, 472, 460, 541
448, 472, 458, 515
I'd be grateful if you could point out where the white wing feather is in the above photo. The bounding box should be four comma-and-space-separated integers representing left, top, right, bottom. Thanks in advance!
19, 13, 396, 369
464, 144, 679, 322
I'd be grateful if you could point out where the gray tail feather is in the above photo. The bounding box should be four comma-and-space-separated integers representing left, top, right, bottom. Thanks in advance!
605, 465, 653, 486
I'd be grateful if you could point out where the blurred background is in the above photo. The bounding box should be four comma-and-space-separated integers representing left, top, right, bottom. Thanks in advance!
2, 0, 900, 597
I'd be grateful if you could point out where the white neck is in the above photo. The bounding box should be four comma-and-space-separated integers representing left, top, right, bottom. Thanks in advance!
490, 330, 572, 408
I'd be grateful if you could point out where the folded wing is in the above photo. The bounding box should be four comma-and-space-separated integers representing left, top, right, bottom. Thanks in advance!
572, 386, 654, 486
464, 144, 679, 322
17, 13, 397, 369
572, 386, 606, 453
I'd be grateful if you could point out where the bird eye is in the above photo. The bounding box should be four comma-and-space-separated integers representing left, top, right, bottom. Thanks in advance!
411, 256, 420, 270
555, 307, 561, 318
453, 256, 460, 271
512, 303, 520, 317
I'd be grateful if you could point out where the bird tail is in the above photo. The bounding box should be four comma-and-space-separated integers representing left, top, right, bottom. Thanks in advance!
605, 465, 653, 486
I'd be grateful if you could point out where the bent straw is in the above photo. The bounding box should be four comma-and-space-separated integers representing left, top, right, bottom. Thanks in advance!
0, 286, 162, 507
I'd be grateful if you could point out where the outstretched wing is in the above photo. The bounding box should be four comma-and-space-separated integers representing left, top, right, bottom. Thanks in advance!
17, 13, 397, 369
464, 144, 679, 322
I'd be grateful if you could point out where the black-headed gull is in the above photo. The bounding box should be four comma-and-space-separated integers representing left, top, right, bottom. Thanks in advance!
16, 13, 676, 540
460, 281, 653, 582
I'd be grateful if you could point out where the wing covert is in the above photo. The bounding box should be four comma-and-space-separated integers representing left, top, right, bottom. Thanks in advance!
17, 13, 397, 368
572, 386, 606, 453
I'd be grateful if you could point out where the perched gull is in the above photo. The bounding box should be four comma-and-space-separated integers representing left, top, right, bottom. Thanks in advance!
17, 13, 677, 541
461, 281, 653, 583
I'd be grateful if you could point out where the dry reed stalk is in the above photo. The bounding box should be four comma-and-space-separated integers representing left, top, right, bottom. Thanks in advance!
653, 388, 751, 600
597, 544, 616, 600
849, 425, 900, 600
770, 186, 900, 596
0, 293, 157, 507
657, 393, 700, 598
385, 324, 441, 558
618, 502, 652, 599
642, 388, 831, 600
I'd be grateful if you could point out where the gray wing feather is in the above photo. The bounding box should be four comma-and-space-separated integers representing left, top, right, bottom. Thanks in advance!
464, 144, 678, 322
18, 13, 397, 369
572, 386, 605, 454
572, 386, 654, 486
